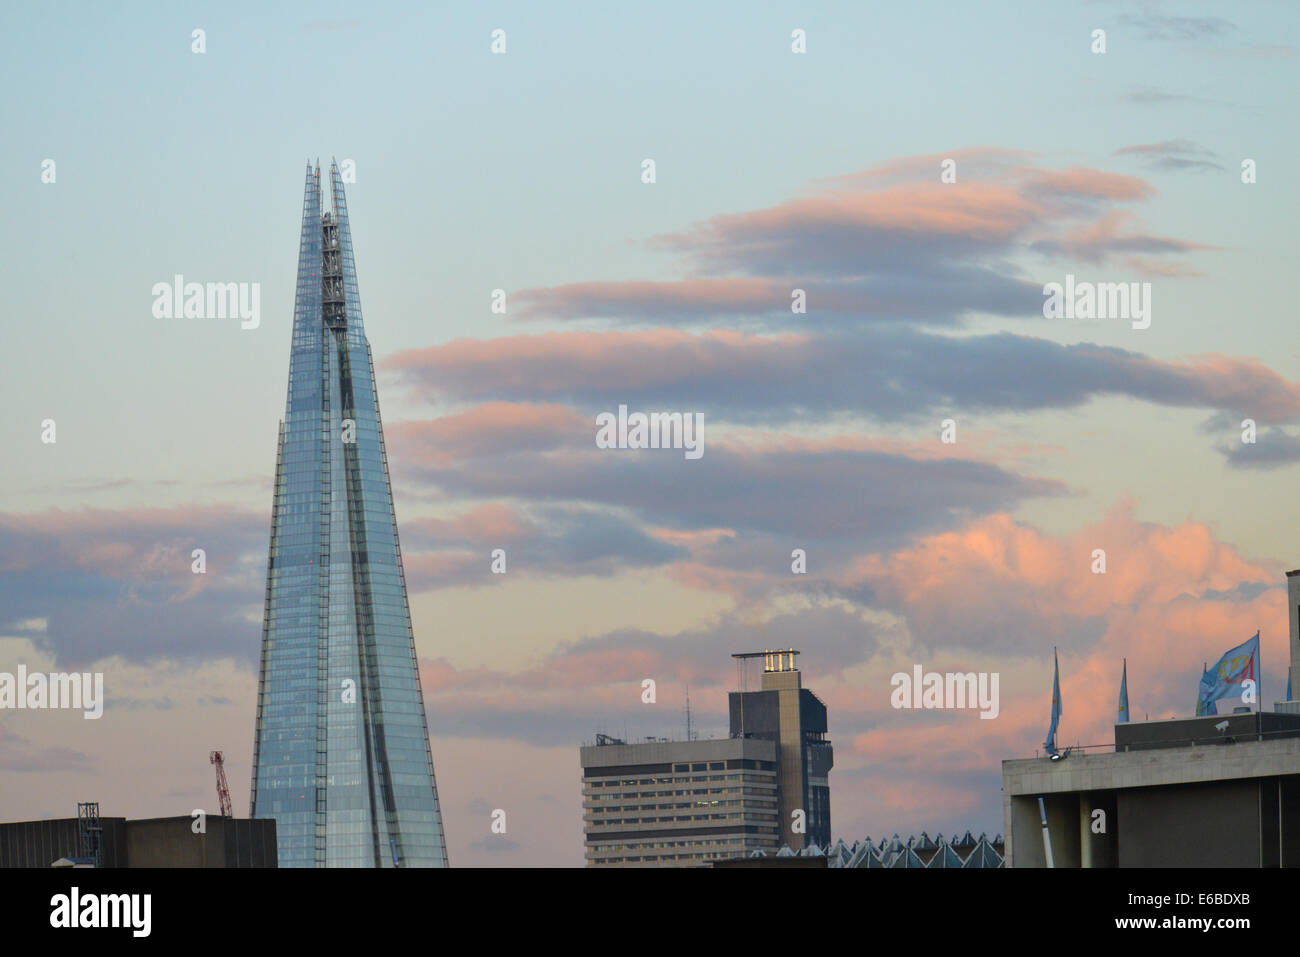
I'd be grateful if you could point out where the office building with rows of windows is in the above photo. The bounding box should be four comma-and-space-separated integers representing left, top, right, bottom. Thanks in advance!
580, 736, 782, 866
580, 649, 833, 866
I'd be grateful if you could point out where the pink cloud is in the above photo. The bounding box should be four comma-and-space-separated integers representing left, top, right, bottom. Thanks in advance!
385, 402, 589, 464
1037, 208, 1216, 264
383, 329, 810, 401
820, 147, 1036, 187
848, 504, 1273, 621
664, 181, 1042, 251
1025, 167, 1155, 202
379, 328, 1300, 426
514, 277, 789, 320
832, 507, 1284, 773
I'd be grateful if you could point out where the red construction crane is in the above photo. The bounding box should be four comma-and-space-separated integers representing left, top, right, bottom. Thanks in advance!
210, 750, 233, 818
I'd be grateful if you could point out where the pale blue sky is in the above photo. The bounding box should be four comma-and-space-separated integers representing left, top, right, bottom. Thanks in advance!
4, 1, 1298, 520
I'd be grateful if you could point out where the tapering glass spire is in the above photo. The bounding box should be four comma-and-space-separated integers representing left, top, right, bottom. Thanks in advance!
250, 161, 448, 867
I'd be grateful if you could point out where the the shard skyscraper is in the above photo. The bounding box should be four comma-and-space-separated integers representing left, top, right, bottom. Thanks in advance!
250, 161, 448, 867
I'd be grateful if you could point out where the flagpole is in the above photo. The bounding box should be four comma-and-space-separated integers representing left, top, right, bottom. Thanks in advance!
1037, 796, 1054, 868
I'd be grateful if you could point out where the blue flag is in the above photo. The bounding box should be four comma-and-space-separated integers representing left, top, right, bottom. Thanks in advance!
1196, 662, 1217, 716
1044, 649, 1062, 755
1288, 671, 1292, 703
1117, 659, 1129, 724
1196, 633, 1260, 716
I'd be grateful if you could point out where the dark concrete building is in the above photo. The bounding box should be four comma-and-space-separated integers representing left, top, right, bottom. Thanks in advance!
729, 650, 834, 848
1004, 712, 1300, 866
1002, 567, 1300, 867
0, 815, 277, 868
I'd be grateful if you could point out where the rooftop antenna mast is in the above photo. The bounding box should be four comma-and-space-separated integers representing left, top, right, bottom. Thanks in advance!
77, 802, 102, 868
684, 685, 694, 741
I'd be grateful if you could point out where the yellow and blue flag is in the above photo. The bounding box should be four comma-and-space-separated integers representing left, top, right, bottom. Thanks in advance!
1196, 632, 1259, 716
1044, 648, 1062, 755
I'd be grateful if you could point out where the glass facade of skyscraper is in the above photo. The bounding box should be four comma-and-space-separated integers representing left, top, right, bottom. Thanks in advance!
250, 161, 448, 867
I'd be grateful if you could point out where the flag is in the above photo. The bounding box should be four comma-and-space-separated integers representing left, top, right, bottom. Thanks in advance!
1195, 662, 1217, 716
1117, 659, 1129, 724
1196, 632, 1260, 716
1044, 648, 1062, 755
1288, 671, 1292, 703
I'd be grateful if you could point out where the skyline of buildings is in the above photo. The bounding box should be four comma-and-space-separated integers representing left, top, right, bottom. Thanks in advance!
249, 162, 448, 867
4, 3, 1299, 868
580, 648, 833, 865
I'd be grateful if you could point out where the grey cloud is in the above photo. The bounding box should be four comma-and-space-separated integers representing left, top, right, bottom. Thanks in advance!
400, 442, 1062, 548
386, 328, 1300, 427
1114, 140, 1225, 173
1221, 429, 1300, 469
107, 696, 176, 712
0, 742, 96, 773
0, 508, 268, 667
400, 506, 687, 591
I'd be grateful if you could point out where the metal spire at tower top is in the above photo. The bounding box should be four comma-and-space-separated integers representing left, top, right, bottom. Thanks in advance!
326, 158, 366, 341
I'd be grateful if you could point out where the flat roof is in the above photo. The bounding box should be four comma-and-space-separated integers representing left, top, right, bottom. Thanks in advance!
580, 736, 776, 768
1003, 733, 1300, 796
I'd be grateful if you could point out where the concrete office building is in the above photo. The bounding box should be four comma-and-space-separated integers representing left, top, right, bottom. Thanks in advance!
729, 650, 834, 849
580, 735, 782, 866
1002, 567, 1300, 867
580, 649, 833, 866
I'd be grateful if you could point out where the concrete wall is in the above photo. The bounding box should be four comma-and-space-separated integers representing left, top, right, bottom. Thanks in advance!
1010, 780, 1267, 868
1117, 781, 1259, 867
1283, 777, 1300, 866
127, 818, 216, 867
1005, 734, 1300, 798
1078, 792, 1118, 867
1002, 734, 1300, 867
1116, 712, 1300, 751
126, 817, 277, 868
1007, 794, 1082, 867
0, 818, 129, 868
219, 817, 278, 867
775, 678, 804, 849
0, 816, 275, 867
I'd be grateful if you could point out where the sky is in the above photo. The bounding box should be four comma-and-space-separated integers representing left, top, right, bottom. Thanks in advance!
2, 0, 1299, 866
